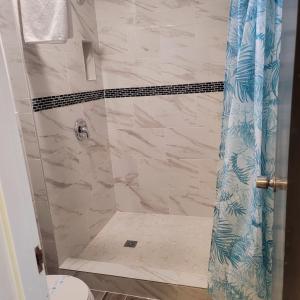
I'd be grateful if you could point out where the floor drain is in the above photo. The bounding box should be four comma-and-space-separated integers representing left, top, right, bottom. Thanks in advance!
124, 240, 138, 248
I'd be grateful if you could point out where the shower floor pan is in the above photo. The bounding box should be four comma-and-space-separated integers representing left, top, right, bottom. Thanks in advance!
61, 212, 213, 288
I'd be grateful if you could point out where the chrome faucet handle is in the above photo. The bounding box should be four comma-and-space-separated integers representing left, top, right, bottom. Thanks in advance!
74, 119, 89, 141
78, 125, 89, 138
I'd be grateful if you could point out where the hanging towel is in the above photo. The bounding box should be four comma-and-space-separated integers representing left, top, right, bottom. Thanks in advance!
19, 0, 71, 44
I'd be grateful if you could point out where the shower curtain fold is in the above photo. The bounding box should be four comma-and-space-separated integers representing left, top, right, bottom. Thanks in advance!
208, 0, 283, 299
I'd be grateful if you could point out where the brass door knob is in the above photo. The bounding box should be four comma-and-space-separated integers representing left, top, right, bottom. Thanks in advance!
256, 176, 288, 191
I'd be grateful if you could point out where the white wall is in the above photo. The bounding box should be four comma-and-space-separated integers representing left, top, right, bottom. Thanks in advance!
0, 187, 23, 300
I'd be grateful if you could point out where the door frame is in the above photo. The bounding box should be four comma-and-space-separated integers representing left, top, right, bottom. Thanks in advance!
0, 34, 48, 300
282, 2, 300, 300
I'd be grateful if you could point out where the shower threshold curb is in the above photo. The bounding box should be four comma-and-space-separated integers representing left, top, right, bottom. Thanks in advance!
59, 268, 211, 300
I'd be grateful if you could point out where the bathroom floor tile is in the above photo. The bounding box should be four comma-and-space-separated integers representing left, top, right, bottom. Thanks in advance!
104, 293, 126, 300
92, 290, 106, 299
92, 290, 159, 300
125, 296, 157, 300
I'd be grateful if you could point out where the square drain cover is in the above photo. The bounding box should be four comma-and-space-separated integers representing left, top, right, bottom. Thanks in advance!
124, 240, 138, 248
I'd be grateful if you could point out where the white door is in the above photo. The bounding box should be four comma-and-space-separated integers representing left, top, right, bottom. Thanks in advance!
0, 35, 48, 300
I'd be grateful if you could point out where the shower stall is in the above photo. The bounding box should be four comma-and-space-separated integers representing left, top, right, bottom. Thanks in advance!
2, 0, 228, 298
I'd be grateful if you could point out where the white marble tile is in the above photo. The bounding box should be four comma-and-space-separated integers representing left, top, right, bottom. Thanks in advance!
193, 0, 230, 24
65, 40, 99, 93
63, 258, 207, 288
0, 0, 31, 110
165, 127, 220, 159
195, 15, 228, 82
106, 93, 221, 216
133, 58, 163, 86
118, 128, 165, 159
133, 94, 199, 128
95, 0, 229, 88
23, 0, 104, 97
111, 156, 138, 185
87, 195, 115, 242
18, 113, 40, 159
33, 199, 59, 272
112, 157, 170, 214
167, 158, 217, 216
62, 212, 213, 288
196, 92, 223, 128
3, 44, 31, 105
131, 26, 160, 60
114, 182, 144, 213
44, 156, 92, 263
27, 158, 48, 202
159, 24, 201, 85
83, 101, 110, 147
60, 270, 210, 300
101, 60, 139, 89
98, 21, 161, 87
70, 0, 99, 42
135, 187, 169, 214
158, 20, 224, 84
95, 0, 135, 26
129, 128, 166, 159
134, 1, 160, 28
34, 103, 116, 263
67, 0, 104, 91
98, 23, 139, 88
99, 25, 132, 58
82, 101, 116, 240
24, 44, 70, 98
0, 0, 16, 45
158, 0, 196, 26
105, 99, 135, 130
135, 158, 169, 214
34, 104, 84, 152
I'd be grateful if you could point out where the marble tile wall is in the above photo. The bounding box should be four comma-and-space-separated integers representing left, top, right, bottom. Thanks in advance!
106, 92, 222, 217
95, 0, 229, 89
34, 101, 115, 264
25, 0, 117, 264
95, 0, 229, 216
18, 0, 117, 265
23, 0, 104, 98
0, 0, 59, 272
2, 0, 116, 267
3, 0, 228, 271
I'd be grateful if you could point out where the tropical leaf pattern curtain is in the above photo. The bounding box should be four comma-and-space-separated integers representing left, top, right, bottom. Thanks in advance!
208, 0, 283, 299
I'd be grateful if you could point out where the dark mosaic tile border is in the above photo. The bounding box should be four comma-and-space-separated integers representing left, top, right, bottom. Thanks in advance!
105, 81, 224, 98
32, 81, 224, 112
32, 90, 105, 112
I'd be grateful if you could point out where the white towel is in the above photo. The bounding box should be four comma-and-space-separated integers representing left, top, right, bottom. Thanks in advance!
19, 0, 71, 44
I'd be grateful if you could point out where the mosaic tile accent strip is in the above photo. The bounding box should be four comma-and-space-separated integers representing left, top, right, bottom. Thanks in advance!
33, 90, 105, 112
32, 82, 224, 112
105, 82, 224, 99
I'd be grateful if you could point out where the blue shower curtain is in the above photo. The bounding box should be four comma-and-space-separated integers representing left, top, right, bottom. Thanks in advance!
208, 0, 283, 299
